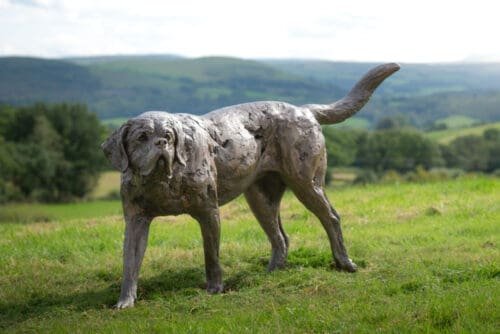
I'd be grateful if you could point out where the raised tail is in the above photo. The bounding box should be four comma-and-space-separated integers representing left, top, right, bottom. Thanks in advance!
302, 63, 400, 125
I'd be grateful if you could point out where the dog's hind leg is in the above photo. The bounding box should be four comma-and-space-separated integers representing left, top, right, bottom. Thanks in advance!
245, 173, 288, 271
288, 176, 357, 272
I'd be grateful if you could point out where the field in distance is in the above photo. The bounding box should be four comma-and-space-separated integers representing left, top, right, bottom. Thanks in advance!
0, 177, 498, 332
427, 121, 500, 143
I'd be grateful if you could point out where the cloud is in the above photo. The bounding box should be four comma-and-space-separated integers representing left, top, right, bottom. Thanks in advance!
7, 0, 59, 8
0, 0, 499, 62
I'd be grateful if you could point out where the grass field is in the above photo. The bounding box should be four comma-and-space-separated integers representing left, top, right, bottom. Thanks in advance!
427, 121, 500, 144
0, 177, 498, 332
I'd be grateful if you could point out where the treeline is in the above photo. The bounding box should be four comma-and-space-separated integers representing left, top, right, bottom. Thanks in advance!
323, 125, 500, 183
0, 102, 498, 203
0, 103, 107, 202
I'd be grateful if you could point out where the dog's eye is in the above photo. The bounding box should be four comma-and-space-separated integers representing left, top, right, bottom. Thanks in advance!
138, 132, 148, 142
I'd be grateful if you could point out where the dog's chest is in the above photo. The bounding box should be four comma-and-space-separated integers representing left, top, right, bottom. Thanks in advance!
125, 172, 216, 216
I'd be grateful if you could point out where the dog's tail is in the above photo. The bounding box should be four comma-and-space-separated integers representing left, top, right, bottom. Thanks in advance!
302, 63, 400, 125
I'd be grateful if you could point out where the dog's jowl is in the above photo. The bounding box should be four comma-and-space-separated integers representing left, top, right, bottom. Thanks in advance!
102, 63, 400, 309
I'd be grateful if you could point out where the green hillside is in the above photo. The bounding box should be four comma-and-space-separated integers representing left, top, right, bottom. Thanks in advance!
427, 121, 500, 143
66, 54, 182, 65
264, 60, 500, 96
88, 56, 343, 118
366, 91, 500, 126
0, 57, 100, 104
434, 115, 479, 129
265, 60, 500, 126
1, 56, 500, 125
0, 56, 342, 119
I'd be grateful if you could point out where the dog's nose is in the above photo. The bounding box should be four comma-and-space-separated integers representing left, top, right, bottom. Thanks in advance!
155, 138, 168, 147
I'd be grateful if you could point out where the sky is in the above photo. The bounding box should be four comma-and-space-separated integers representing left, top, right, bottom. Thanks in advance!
1, 0, 499, 63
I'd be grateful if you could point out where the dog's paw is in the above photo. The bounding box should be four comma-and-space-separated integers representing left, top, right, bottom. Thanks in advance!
335, 258, 358, 273
206, 283, 224, 294
114, 297, 135, 309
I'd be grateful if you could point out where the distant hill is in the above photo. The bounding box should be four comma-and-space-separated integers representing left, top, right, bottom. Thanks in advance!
264, 60, 500, 126
0, 56, 342, 119
65, 54, 183, 65
263, 60, 500, 96
0, 57, 100, 104
1, 55, 500, 126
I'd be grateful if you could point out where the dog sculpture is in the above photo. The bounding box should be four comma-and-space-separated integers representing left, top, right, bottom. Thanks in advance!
102, 63, 400, 308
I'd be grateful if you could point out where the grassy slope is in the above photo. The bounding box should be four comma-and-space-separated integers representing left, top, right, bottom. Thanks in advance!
427, 121, 500, 143
434, 115, 479, 129
0, 177, 498, 332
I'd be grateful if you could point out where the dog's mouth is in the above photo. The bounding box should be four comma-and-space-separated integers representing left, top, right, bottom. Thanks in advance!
156, 154, 173, 178
157, 155, 167, 168
140, 152, 173, 178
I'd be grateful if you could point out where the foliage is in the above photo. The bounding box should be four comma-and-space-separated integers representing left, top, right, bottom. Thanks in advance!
375, 114, 411, 129
0, 103, 107, 202
323, 124, 498, 185
443, 129, 500, 172
322, 126, 365, 167
354, 129, 444, 172
0, 177, 498, 332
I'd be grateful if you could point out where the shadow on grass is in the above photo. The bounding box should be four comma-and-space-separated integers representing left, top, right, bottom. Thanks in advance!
0, 266, 261, 330
0, 250, 366, 329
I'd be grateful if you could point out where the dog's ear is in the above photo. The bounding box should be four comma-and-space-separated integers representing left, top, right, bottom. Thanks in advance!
101, 123, 130, 172
172, 122, 186, 166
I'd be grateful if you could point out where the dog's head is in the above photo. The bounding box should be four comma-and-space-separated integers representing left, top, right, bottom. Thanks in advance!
102, 114, 186, 178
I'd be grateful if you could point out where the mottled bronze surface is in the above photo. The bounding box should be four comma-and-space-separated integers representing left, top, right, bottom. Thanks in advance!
102, 63, 400, 308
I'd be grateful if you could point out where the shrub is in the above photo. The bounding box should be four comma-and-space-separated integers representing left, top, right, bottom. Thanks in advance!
355, 129, 444, 173
353, 170, 379, 185
0, 103, 107, 202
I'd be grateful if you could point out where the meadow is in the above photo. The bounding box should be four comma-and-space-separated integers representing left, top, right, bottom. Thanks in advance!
0, 176, 498, 332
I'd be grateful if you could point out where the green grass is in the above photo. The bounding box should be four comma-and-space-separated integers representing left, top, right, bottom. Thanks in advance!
0, 200, 121, 223
427, 121, 500, 143
0, 177, 499, 332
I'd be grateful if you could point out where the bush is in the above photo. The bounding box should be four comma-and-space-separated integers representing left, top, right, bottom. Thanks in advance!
355, 129, 444, 173
353, 170, 379, 185
443, 131, 500, 172
381, 170, 404, 183
0, 103, 107, 202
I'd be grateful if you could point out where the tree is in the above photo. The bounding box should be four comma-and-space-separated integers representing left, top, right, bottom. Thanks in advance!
0, 103, 107, 202
355, 129, 444, 172
445, 135, 490, 172
322, 126, 365, 167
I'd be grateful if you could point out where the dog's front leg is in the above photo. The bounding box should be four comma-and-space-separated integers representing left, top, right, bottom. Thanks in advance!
115, 208, 152, 309
194, 208, 223, 293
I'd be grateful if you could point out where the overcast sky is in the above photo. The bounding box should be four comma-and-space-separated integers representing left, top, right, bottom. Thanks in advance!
1, 0, 499, 63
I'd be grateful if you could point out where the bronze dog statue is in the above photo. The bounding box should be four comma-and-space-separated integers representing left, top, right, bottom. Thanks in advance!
102, 63, 400, 308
